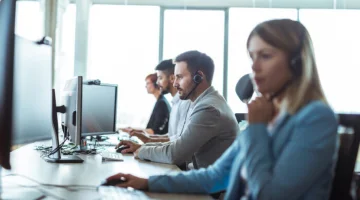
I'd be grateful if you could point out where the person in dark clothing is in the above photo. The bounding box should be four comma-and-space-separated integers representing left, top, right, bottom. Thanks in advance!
121, 73, 171, 135
144, 73, 171, 135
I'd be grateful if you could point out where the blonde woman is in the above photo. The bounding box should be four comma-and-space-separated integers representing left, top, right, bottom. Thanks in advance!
105, 19, 338, 200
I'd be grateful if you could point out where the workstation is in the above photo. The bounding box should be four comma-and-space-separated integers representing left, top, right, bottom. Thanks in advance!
2, 0, 360, 200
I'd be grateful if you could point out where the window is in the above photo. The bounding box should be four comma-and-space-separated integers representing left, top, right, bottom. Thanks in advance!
162, 9, 225, 95
227, 8, 298, 113
299, 9, 360, 113
57, 4, 76, 91
15, 1, 44, 40
88, 5, 160, 128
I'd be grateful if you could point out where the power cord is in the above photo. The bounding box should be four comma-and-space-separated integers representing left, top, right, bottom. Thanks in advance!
38, 136, 69, 158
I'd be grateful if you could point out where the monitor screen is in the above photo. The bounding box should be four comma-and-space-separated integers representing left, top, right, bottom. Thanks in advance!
81, 84, 118, 137
0, 0, 53, 169
11, 36, 52, 145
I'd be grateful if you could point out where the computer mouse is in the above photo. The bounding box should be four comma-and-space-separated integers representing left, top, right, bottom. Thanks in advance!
116, 145, 130, 153
99, 178, 126, 186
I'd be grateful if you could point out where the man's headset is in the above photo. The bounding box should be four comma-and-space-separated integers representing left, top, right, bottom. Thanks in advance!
269, 29, 306, 100
184, 70, 203, 100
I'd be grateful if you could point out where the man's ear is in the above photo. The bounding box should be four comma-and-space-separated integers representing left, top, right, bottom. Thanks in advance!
197, 70, 206, 81
197, 70, 205, 77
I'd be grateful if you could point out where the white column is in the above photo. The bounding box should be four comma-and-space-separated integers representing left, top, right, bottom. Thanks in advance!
74, 0, 92, 79
42, 0, 58, 87
54, 0, 69, 96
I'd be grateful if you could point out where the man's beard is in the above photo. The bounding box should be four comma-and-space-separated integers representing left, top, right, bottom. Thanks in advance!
160, 85, 170, 95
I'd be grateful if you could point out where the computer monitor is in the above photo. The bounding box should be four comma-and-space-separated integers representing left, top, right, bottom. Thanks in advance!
0, 0, 83, 170
81, 83, 118, 137
61, 77, 83, 146
0, 0, 16, 170
44, 89, 83, 163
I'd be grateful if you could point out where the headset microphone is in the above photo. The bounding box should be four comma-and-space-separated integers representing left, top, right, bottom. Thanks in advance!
184, 82, 200, 100
268, 80, 292, 101
184, 71, 203, 100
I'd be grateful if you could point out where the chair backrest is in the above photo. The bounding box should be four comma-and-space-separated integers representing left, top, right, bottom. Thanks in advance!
235, 113, 246, 123
330, 114, 360, 200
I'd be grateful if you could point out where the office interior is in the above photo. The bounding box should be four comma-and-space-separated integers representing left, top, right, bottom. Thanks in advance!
2, 0, 360, 199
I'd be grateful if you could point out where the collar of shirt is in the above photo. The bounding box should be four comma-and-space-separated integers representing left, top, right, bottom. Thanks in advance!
267, 104, 289, 136
190, 86, 215, 109
171, 93, 180, 106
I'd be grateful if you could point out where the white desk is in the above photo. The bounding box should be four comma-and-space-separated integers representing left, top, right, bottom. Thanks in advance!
1, 141, 212, 200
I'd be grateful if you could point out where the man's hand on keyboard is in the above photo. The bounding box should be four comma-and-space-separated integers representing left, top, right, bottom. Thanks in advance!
106, 173, 148, 190
119, 127, 134, 133
130, 131, 150, 143
115, 140, 141, 153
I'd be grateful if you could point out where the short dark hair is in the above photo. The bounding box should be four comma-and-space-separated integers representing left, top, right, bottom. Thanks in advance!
155, 59, 175, 76
174, 50, 214, 84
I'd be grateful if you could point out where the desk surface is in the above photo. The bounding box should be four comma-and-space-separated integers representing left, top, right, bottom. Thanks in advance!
1, 141, 211, 200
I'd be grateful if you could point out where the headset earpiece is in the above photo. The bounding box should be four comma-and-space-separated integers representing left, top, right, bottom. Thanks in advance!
289, 30, 305, 77
290, 53, 302, 77
193, 71, 203, 84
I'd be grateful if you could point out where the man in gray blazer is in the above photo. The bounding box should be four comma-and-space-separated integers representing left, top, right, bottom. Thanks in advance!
117, 50, 238, 169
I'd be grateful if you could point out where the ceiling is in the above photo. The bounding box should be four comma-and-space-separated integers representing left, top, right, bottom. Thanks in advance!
86, 0, 360, 9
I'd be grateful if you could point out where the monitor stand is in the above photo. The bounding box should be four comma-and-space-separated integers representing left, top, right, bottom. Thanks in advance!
43, 89, 83, 164
43, 128, 83, 163
94, 135, 109, 141
43, 155, 83, 163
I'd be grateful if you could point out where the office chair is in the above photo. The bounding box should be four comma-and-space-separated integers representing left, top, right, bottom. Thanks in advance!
330, 114, 360, 200
235, 113, 246, 123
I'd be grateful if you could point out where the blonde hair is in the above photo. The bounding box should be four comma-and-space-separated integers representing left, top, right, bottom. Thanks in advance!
247, 19, 327, 114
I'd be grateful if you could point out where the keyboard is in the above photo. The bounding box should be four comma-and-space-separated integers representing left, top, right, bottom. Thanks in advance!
100, 152, 124, 161
98, 186, 149, 200
87, 140, 118, 146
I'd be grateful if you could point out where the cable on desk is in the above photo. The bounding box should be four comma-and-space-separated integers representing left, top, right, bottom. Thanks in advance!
37, 137, 69, 158
46, 136, 69, 157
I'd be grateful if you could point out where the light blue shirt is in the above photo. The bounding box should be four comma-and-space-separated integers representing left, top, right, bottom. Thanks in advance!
148, 100, 338, 200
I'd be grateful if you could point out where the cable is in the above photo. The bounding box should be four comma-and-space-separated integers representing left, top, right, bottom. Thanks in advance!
41, 136, 69, 158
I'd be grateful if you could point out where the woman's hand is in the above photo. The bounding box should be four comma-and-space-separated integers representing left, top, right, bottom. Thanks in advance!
247, 96, 274, 124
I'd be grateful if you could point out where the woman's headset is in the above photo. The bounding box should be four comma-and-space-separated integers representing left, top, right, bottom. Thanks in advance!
289, 29, 306, 77
269, 29, 306, 100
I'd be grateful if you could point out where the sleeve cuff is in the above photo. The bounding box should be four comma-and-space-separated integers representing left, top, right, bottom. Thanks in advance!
148, 176, 161, 192
243, 123, 267, 138
137, 146, 148, 160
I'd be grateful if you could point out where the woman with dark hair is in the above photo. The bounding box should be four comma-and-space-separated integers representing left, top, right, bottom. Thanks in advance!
106, 19, 338, 200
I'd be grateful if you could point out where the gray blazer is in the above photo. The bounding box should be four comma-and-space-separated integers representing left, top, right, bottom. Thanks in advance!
138, 86, 238, 168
